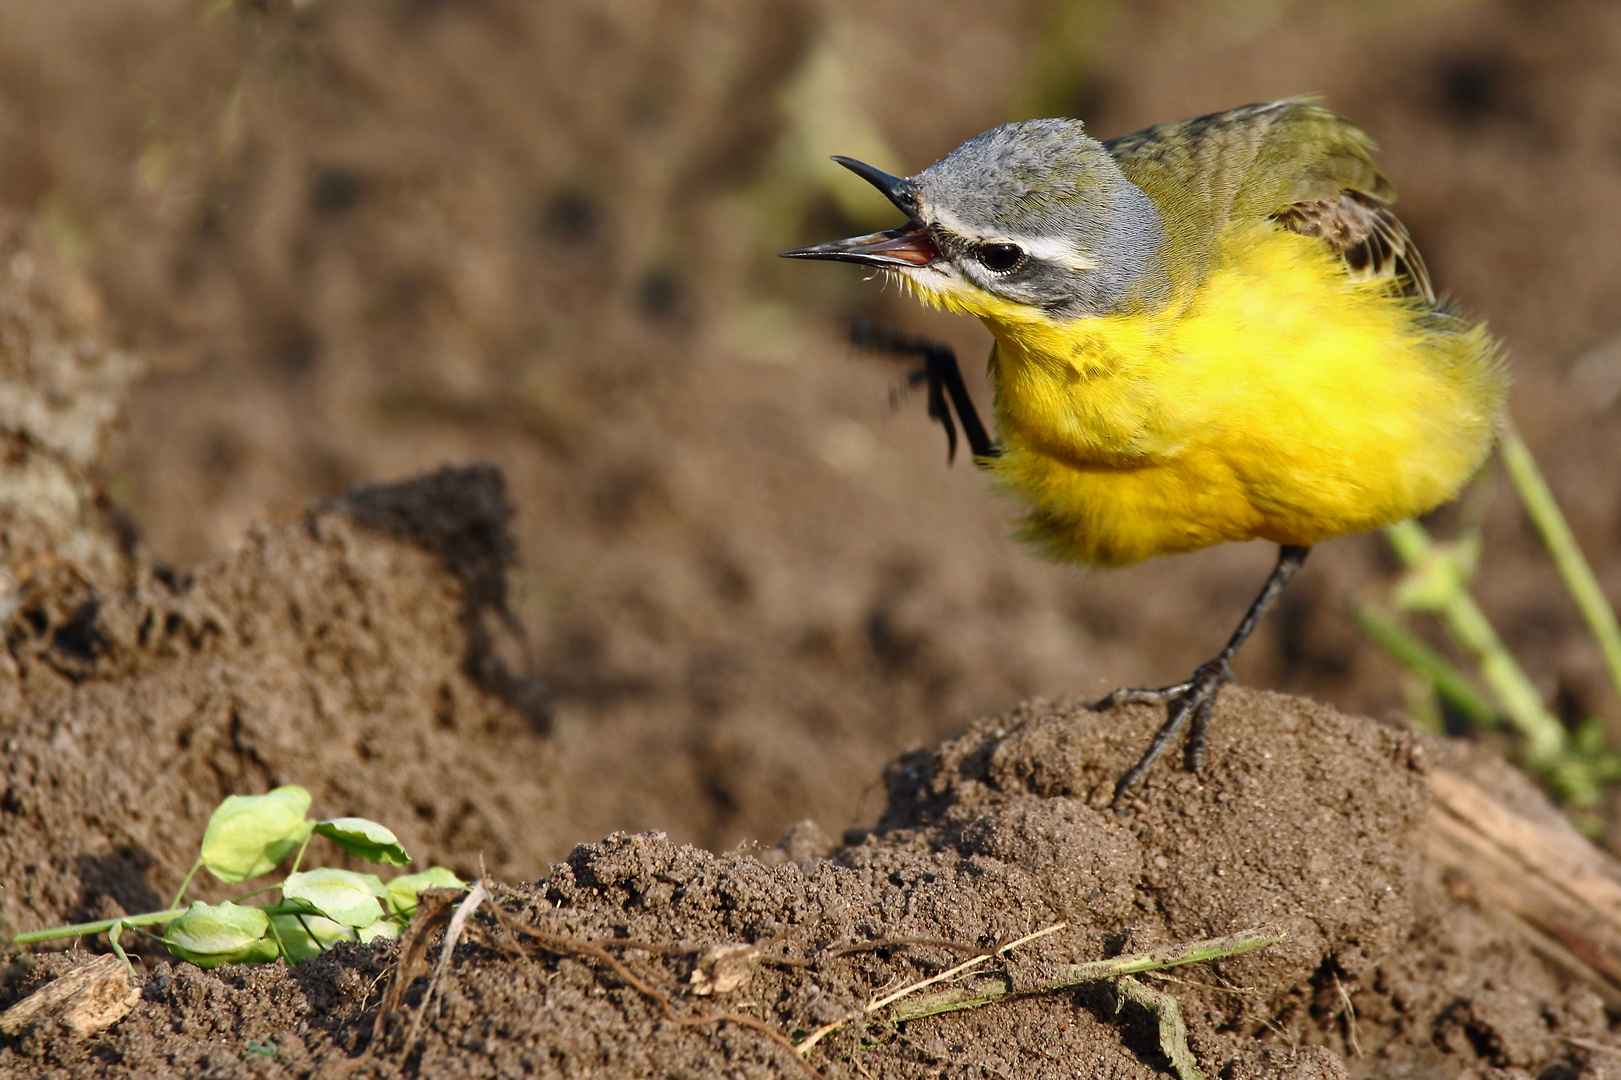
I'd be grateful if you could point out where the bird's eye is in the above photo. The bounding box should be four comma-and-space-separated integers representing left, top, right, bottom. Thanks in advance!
976, 242, 1025, 272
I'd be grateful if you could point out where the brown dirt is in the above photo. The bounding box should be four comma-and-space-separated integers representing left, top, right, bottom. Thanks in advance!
6, 0, 1621, 1076
5, 681, 1613, 1078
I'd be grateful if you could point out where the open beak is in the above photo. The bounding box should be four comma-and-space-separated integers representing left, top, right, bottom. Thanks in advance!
780, 156, 941, 268
780, 221, 940, 268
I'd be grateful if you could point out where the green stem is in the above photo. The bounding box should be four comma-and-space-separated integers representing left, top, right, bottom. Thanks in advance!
1383, 519, 1565, 767
888, 926, 1284, 1023
287, 831, 316, 877
15, 899, 315, 949
1117, 976, 1203, 1080
170, 859, 204, 911
107, 920, 137, 981
1498, 423, 1621, 699
13, 908, 188, 946
265, 910, 291, 961
232, 884, 281, 904
1352, 604, 1498, 728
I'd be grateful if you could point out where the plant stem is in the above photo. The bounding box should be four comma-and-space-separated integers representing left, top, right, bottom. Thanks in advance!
1498, 422, 1621, 699
107, 920, 136, 980
888, 926, 1285, 1023
14, 908, 188, 946
14, 899, 321, 949
1383, 519, 1565, 767
1117, 975, 1202, 1080
1352, 604, 1498, 728
170, 859, 203, 911
288, 831, 316, 878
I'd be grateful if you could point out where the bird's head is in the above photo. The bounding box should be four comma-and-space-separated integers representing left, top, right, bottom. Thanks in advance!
784, 119, 1167, 324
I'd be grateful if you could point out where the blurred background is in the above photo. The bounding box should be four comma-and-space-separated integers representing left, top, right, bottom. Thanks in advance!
4, 0, 1621, 855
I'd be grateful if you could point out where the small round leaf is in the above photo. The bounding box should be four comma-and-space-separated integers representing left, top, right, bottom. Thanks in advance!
385, 867, 467, 917
282, 868, 388, 928
164, 901, 279, 968
200, 786, 314, 884
314, 817, 410, 866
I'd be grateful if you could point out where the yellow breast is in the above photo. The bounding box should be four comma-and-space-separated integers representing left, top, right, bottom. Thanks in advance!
965, 223, 1504, 567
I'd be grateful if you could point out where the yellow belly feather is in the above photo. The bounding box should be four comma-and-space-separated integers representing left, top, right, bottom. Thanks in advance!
913, 223, 1505, 568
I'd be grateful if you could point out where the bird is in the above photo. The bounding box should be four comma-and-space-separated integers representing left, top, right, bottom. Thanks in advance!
782, 99, 1506, 805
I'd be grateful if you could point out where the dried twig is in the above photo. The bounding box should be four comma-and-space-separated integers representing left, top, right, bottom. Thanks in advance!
1333, 972, 1362, 1057
485, 901, 821, 1079
371, 887, 462, 1043
797, 924, 1285, 1061
403, 879, 486, 1053
1421, 767, 1621, 1007
795, 922, 1068, 1054
887, 926, 1283, 1024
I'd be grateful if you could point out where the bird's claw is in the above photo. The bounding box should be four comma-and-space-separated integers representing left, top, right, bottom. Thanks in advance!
848, 321, 998, 462
1098, 658, 1234, 809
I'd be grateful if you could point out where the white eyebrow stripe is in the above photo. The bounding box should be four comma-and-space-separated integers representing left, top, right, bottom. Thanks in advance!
923, 203, 1095, 272
1016, 235, 1096, 271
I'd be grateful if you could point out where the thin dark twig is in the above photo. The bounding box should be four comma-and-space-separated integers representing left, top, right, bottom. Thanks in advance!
830, 936, 992, 958
484, 903, 821, 1079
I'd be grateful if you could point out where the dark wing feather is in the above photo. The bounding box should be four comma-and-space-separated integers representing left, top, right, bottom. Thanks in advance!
1270, 190, 1436, 304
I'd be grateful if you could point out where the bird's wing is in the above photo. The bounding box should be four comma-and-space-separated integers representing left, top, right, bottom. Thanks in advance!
1270, 191, 1435, 303
1104, 99, 1430, 301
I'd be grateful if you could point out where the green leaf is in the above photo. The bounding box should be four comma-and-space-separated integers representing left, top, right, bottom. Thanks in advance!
282, 868, 388, 928
271, 909, 402, 962
385, 866, 466, 916
270, 912, 355, 963
199, 786, 315, 884
358, 917, 402, 944
314, 817, 410, 866
164, 901, 280, 968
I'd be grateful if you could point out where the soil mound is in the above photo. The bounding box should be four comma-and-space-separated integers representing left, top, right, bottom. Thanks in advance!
7, 687, 1611, 1079
1, 462, 557, 935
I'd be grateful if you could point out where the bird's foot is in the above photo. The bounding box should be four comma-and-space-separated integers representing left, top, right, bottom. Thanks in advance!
1092, 658, 1235, 809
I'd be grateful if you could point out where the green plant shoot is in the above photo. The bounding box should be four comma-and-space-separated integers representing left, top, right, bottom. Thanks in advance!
11, 787, 465, 971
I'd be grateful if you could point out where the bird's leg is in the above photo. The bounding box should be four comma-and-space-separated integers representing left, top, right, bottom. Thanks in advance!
850, 321, 998, 462
1099, 544, 1311, 807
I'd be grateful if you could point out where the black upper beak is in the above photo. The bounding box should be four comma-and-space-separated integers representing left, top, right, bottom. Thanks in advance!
780, 156, 940, 268
829, 156, 918, 218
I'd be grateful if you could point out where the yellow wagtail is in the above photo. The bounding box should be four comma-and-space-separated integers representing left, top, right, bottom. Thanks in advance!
783, 99, 1506, 804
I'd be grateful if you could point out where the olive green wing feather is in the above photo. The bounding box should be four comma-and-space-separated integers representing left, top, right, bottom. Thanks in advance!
1104, 99, 1429, 301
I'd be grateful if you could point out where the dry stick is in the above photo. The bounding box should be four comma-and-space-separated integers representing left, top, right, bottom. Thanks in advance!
887, 926, 1283, 1024
404, 879, 487, 1054
1333, 973, 1362, 1058
1420, 768, 1621, 1007
1565, 1036, 1621, 1057
761, 937, 987, 972
371, 890, 459, 1042
795, 921, 1068, 1054
831, 936, 990, 958
486, 904, 821, 1080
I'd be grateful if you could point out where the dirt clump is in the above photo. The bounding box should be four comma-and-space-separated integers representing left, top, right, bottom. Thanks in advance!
0, 462, 556, 936
6, 689, 1608, 1079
